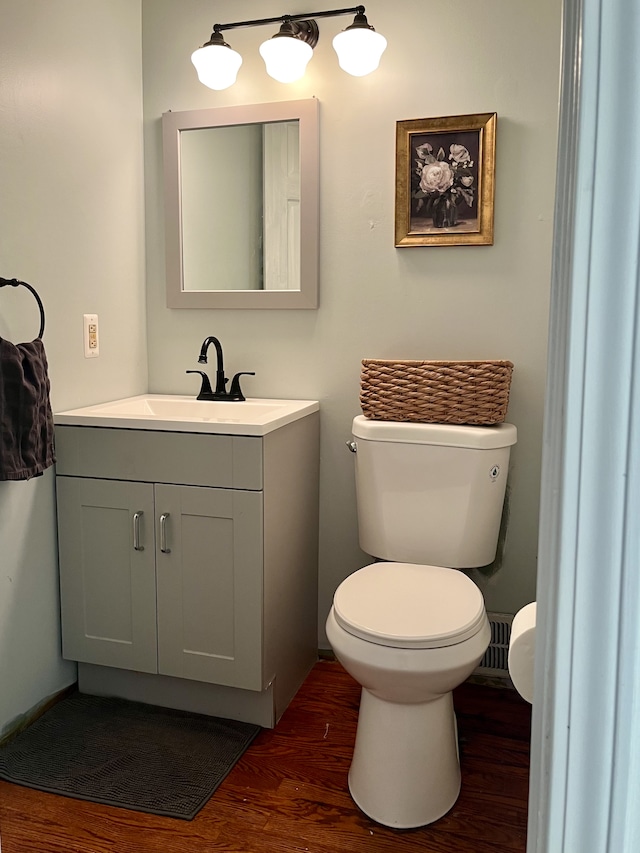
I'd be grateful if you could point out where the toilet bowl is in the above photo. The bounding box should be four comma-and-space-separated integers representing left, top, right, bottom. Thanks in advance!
327, 416, 517, 828
327, 561, 490, 828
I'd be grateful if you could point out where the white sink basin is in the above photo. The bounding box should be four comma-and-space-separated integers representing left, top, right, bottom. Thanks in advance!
55, 395, 319, 436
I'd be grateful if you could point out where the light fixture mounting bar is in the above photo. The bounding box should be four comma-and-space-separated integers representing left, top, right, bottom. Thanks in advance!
212, 5, 366, 33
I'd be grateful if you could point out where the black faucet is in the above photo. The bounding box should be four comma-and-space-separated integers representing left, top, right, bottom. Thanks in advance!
198, 335, 227, 397
186, 335, 255, 401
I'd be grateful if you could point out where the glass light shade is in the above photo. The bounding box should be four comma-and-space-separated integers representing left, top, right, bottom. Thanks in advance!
259, 36, 313, 83
191, 44, 243, 91
332, 27, 387, 77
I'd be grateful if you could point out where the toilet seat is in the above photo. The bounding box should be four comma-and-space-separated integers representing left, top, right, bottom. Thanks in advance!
333, 562, 486, 649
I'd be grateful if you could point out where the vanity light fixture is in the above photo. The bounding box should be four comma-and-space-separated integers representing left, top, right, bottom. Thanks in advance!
259, 19, 318, 83
192, 5, 387, 91
191, 30, 243, 91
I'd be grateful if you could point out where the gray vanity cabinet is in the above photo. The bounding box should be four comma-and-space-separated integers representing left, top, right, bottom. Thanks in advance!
54, 416, 319, 726
56, 477, 263, 690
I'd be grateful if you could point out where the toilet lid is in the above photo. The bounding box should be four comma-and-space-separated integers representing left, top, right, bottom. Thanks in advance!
333, 562, 486, 649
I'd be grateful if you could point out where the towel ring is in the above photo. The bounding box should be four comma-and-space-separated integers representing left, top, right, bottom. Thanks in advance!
0, 277, 46, 339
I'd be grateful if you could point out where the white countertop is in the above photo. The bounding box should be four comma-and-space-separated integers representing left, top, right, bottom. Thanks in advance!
55, 395, 319, 437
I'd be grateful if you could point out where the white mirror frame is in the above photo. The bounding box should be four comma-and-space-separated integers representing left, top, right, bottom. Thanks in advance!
162, 98, 319, 309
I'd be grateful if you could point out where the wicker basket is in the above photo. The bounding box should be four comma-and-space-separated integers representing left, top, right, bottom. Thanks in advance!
360, 359, 514, 425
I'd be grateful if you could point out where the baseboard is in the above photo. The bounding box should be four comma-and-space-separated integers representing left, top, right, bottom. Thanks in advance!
0, 683, 77, 747
317, 648, 336, 661
467, 672, 516, 690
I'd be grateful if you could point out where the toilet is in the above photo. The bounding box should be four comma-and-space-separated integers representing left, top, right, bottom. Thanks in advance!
326, 415, 517, 829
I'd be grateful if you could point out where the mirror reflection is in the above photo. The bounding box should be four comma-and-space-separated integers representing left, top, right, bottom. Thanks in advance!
180, 121, 300, 293
163, 99, 318, 310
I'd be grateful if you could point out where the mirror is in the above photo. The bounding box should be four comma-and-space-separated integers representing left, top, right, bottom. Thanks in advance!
162, 99, 319, 309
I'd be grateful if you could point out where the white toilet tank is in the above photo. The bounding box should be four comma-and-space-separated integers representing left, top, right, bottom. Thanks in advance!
352, 416, 517, 568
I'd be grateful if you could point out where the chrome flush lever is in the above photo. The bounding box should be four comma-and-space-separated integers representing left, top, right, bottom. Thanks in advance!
346, 440, 357, 453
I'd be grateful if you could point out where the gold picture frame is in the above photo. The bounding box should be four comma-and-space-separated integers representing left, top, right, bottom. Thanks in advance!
395, 112, 496, 247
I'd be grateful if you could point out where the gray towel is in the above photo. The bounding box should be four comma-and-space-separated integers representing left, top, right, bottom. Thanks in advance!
0, 336, 55, 480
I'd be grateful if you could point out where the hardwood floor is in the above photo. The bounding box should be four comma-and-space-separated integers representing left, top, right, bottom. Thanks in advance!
0, 660, 531, 852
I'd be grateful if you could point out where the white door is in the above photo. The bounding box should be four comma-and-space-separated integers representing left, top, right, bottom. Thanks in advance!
263, 120, 301, 291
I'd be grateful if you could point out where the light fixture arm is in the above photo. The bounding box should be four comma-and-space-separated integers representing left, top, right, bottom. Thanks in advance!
211, 6, 366, 35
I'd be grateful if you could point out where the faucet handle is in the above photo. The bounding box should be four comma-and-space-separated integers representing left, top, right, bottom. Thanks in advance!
229, 372, 255, 402
186, 370, 213, 400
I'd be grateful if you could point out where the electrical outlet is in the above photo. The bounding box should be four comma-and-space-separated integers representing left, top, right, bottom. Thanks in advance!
83, 314, 99, 358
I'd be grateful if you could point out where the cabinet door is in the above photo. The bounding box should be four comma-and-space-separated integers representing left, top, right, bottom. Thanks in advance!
57, 477, 158, 673
155, 484, 264, 690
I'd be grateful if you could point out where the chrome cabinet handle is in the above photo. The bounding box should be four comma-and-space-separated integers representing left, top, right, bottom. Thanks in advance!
159, 513, 171, 553
133, 511, 144, 551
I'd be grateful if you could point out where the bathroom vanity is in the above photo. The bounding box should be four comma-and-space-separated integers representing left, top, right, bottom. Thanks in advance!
53, 395, 319, 727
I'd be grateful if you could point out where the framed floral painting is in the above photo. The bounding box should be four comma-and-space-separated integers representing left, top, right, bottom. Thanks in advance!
395, 112, 496, 247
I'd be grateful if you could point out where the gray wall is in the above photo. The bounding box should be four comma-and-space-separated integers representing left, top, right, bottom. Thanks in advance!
0, 0, 147, 735
142, 0, 561, 644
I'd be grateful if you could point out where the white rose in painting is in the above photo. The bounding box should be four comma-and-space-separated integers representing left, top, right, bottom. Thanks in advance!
449, 144, 471, 163
420, 161, 454, 194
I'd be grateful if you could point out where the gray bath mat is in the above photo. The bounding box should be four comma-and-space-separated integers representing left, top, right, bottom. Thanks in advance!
0, 692, 260, 820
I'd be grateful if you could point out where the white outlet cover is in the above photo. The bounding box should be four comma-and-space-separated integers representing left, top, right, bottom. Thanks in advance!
83, 313, 99, 358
